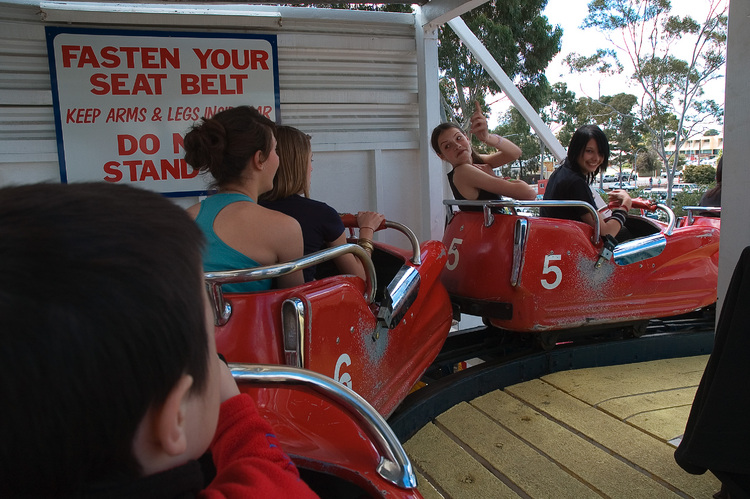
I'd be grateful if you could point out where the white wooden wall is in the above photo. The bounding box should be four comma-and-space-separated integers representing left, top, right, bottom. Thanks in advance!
0, 2, 444, 247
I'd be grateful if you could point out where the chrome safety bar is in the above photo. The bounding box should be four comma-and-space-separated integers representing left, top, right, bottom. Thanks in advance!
384, 220, 421, 265
655, 203, 676, 236
230, 364, 418, 490
205, 244, 376, 326
681, 205, 721, 226
444, 199, 601, 244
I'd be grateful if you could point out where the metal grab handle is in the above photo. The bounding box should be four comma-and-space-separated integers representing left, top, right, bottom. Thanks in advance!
681, 205, 721, 226
655, 203, 676, 235
444, 199, 601, 244
205, 244, 376, 326
340, 214, 422, 265
230, 364, 418, 490
384, 220, 421, 265
340, 213, 387, 231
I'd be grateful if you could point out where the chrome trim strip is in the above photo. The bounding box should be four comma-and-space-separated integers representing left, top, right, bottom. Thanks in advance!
444, 204, 456, 226
483, 204, 494, 227
206, 281, 232, 325
281, 298, 305, 368
613, 233, 667, 265
444, 199, 601, 243
230, 364, 418, 490
206, 244, 376, 326
380, 265, 421, 329
511, 218, 528, 287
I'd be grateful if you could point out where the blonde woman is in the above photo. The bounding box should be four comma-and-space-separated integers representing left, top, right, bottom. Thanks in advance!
260, 125, 384, 282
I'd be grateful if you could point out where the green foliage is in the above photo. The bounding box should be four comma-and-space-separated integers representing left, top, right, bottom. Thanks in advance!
684, 164, 716, 184
438, 0, 563, 124
666, 153, 687, 169
563, 48, 623, 75
671, 189, 706, 218
547, 90, 644, 170
635, 150, 662, 176
493, 107, 554, 180
565, 0, 728, 207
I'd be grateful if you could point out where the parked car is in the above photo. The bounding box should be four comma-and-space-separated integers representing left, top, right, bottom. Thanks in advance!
676, 183, 699, 193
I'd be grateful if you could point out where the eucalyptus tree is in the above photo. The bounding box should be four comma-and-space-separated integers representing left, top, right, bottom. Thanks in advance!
437, 0, 563, 127
565, 0, 727, 205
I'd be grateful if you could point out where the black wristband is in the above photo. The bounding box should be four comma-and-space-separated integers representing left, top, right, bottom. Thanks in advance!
609, 210, 627, 227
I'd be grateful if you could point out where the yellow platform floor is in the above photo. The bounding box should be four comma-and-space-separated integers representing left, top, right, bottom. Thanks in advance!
404, 355, 720, 499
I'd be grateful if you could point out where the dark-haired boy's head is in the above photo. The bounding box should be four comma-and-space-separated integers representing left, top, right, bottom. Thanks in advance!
0, 182, 213, 495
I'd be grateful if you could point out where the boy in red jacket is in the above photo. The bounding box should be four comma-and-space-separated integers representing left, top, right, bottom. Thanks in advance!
0, 182, 318, 498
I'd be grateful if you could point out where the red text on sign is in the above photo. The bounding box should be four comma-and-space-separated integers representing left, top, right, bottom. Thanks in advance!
66, 108, 101, 124
117, 134, 160, 155
192, 48, 269, 70
172, 133, 184, 154
180, 74, 248, 95
167, 106, 201, 122
91, 73, 167, 96
105, 107, 148, 123
61, 45, 180, 69
103, 158, 199, 182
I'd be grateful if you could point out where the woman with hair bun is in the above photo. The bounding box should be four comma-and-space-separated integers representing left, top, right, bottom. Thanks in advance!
185, 106, 304, 292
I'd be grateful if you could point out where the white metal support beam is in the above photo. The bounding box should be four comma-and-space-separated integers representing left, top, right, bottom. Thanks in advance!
415, 7, 446, 241
420, 0, 488, 32
447, 17, 566, 162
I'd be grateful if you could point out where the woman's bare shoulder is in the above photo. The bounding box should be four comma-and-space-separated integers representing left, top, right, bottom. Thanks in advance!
186, 203, 201, 218
253, 204, 303, 237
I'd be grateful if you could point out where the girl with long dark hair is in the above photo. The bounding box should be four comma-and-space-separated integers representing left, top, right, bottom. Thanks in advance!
541, 124, 632, 239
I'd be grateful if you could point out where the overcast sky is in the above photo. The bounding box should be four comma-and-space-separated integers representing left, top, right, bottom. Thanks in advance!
487, 0, 727, 130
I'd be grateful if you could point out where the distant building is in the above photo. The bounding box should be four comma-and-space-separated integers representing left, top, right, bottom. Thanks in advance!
665, 133, 723, 163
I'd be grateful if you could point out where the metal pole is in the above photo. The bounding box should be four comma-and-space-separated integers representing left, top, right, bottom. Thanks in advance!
447, 17, 566, 162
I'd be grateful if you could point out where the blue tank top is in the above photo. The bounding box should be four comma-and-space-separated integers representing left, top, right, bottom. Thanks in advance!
194, 193, 272, 293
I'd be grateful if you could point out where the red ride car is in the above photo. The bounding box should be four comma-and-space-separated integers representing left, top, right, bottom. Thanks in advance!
207, 216, 452, 418
441, 198, 719, 348
205, 216, 451, 497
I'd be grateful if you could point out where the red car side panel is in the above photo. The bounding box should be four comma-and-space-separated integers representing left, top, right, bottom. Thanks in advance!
215, 240, 452, 417
247, 386, 422, 498
442, 211, 719, 332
